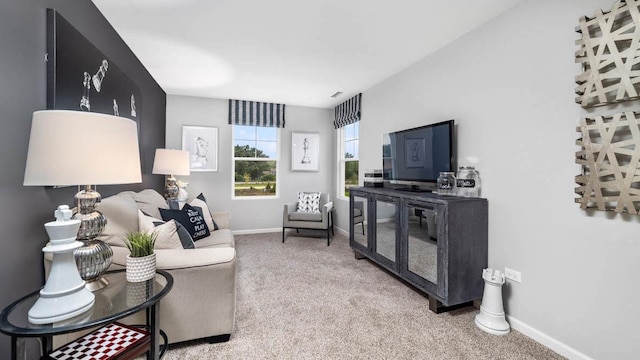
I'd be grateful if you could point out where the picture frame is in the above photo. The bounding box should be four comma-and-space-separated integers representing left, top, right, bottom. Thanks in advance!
46, 9, 142, 126
182, 126, 218, 172
291, 132, 319, 172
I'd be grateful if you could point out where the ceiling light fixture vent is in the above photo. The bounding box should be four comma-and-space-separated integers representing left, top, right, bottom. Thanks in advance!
330, 91, 343, 98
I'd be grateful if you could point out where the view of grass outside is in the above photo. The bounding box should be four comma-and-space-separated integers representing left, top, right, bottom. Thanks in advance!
344, 157, 358, 197
234, 125, 278, 197
234, 158, 277, 196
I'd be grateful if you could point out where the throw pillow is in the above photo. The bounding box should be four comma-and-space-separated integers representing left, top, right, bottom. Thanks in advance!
137, 210, 195, 249
191, 193, 219, 231
297, 192, 321, 213
159, 203, 211, 241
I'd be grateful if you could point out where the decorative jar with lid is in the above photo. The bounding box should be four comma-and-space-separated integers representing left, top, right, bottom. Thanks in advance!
437, 172, 457, 196
456, 166, 481, 197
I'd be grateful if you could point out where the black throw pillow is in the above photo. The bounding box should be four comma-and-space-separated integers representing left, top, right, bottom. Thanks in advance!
159, 203, 210, 241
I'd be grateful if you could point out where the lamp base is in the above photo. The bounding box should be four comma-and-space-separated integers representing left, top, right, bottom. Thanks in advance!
164, 176, 179, 200
73, 186, 113, 291
85, 276, 110, 291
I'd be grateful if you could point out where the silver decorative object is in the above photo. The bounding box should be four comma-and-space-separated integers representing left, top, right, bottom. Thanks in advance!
73, 185, 112, 291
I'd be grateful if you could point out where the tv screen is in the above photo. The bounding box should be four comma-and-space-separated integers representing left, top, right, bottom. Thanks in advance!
383, 120, 454, 186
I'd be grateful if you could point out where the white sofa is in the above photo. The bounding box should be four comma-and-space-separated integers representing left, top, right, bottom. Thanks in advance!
48, 189, 237, 345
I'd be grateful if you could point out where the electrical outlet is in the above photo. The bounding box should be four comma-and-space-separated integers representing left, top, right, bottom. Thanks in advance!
504, 267, 522, 283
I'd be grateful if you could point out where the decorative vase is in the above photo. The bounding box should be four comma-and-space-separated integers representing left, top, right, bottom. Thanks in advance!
126, 253, 156, 282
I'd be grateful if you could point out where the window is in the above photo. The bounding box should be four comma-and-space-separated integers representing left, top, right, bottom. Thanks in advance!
338, 122, 359, 199
233, 125, 279, 197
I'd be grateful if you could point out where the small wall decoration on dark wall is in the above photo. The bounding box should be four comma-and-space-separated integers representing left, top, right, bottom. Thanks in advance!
46, 9, 141, 126
575, 111, 640, 214
575, 0, 640, 107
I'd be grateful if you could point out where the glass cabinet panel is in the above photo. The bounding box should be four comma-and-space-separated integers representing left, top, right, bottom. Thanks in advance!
352, 195, 368, 247
407, 205, 438, 284
375, 198, 397, 262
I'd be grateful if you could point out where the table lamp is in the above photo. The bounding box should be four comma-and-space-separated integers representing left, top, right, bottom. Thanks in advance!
152, 148, 190, 200
24, 110, 142, 299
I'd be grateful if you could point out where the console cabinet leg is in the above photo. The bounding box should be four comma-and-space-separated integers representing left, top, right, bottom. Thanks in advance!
354, 251, 366, 259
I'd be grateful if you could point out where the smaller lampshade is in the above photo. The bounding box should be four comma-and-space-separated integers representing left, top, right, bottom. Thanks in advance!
152, 149, 190, 176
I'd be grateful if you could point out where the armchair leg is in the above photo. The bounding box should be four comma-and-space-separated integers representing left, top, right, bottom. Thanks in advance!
282, 229, 285, 243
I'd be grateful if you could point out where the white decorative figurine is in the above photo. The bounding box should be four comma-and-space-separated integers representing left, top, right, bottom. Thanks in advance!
28, 205, 95, 324
176, 180, 189, 204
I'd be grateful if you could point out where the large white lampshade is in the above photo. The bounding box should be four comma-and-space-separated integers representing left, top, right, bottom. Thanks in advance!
24, 110, 142, 186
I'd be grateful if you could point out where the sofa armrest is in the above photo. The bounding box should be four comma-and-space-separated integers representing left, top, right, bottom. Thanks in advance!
111, 246, 235, 270
212, 211, 231, 230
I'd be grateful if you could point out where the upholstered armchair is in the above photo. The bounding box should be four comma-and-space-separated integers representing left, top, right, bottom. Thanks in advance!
283, 192, 334, 245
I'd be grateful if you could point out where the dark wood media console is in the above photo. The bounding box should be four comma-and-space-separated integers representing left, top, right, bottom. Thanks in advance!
349, 187, 488, 313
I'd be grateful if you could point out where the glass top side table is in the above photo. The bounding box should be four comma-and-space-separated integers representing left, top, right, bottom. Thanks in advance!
0, 269, 173, 360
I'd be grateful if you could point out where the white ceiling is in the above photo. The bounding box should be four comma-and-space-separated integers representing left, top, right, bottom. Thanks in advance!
92, 0, 523, 109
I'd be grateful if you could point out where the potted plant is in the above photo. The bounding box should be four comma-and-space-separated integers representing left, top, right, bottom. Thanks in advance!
122, 231, 157, 282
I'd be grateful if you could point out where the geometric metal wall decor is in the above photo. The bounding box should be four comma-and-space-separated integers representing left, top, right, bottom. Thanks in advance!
575, 0, 640, 107
575, 111, 640, 214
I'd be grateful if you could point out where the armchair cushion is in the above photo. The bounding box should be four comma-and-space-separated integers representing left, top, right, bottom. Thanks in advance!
160, 203, 210, 241
289, 212, 322, 222
296, 192, 321, 213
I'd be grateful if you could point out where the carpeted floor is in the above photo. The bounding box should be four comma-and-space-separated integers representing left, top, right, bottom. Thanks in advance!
162, 231, 564, 359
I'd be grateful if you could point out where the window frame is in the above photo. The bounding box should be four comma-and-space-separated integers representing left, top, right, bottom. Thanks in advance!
232, 124, 280, 200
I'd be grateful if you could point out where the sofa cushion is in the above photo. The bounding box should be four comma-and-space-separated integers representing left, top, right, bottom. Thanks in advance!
194, 228, 235, 248
96, 192, 140, 247
192, 193, 219, 231
160, 203, 210, 241
129, 189, 169, 219
138, 210, 195, 249
297, 192, 321, 213
289, 211, 322, 222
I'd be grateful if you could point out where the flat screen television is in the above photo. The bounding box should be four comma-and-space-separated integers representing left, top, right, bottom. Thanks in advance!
382, 119, 455, 189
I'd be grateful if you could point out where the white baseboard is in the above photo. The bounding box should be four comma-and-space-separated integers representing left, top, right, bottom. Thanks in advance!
232, 228, 282, 235
507, 316, 594, 360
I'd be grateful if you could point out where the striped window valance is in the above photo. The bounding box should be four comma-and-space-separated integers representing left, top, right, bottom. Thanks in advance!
228, 99, 286, 128
333, 93, 362, 129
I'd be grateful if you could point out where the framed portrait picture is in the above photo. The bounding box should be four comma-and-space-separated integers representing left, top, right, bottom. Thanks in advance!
405, 137, 425, 168
291, 132, 319, 172
182, 126, 218, 172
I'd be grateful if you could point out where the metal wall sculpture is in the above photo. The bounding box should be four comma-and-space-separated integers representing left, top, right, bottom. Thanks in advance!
575, 0, 640, 107
575, 111, 640, 214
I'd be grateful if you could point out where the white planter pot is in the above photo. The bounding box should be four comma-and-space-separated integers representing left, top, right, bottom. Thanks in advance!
126, 253, 156, 282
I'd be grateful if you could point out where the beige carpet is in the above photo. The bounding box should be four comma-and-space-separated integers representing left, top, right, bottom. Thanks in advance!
162, 231, 564, 359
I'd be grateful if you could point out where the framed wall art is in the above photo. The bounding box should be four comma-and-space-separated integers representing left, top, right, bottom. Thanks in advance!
291, 132, 319, 172
47, 9, 141, 124
182, 126, 218, 172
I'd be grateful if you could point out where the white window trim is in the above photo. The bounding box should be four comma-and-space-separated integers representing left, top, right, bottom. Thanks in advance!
232, 126, 280, 200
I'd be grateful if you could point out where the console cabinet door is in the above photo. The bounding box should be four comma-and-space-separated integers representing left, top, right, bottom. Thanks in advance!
349, 191, 370, 254
372, 194, 400, 271
401, 200, 446, 298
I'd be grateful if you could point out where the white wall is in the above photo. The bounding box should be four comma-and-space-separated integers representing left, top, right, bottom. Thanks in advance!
166, 95, 334, 232
359, 0, 639, 358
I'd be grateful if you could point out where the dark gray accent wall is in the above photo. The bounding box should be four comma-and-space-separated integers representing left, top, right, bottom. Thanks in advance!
0, 1, 165, 357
